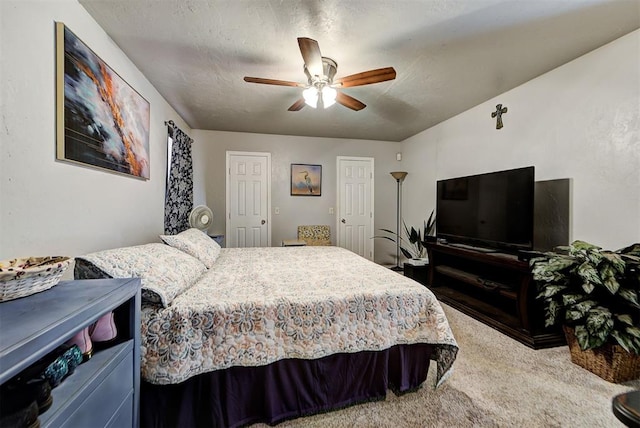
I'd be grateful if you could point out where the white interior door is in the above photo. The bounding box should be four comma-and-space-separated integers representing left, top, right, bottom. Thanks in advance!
336, 157, 374, 260
226, 151, 271, 247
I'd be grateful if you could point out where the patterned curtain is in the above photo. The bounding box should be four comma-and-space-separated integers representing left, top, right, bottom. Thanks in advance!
164, 121, 193, 235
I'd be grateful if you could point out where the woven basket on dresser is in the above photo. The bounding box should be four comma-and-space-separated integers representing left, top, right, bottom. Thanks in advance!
0, 256, 72, 302
563, 326, 640, 383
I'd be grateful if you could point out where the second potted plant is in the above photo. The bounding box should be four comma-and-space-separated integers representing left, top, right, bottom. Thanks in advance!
530, 240, 640, 382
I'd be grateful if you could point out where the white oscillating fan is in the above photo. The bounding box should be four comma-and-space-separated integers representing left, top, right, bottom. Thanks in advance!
188, 205, 213, 231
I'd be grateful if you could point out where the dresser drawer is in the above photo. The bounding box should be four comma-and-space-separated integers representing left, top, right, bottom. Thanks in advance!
58, 348, 133, 428
107, 390, 134, 428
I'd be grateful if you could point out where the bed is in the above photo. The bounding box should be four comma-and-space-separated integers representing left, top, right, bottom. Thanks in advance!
75, 229, 458, 427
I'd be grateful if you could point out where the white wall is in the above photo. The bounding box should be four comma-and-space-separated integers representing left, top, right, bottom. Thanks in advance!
0, 0, 404, 268
192, 130, 402, 265
402, 30, 640, 250
0, 0, 191, 258
3, 1, 635, 265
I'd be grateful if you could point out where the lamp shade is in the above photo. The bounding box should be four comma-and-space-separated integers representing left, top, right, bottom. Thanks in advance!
390, 171, 408, 182
322, 86, 337, 108
303, 87, 318, 108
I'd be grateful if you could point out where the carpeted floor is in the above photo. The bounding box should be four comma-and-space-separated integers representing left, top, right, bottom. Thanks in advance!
253, 304, 639, 427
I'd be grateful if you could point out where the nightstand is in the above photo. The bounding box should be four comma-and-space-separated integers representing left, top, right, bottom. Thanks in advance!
404, 262, 429, 286
282, 239, 306, 247
209, 234, 225, 247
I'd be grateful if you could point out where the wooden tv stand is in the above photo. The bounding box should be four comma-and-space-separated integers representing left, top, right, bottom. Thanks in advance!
426, 242, 565, 349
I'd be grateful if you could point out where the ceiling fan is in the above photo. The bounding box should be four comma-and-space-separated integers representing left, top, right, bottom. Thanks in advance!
244, 37, 396, 111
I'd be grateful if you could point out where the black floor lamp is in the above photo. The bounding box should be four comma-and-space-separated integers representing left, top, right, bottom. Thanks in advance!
390, 171, 408, 271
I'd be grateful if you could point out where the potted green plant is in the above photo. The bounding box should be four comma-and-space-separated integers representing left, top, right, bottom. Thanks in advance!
375, 210, 436, 260
530, 240, 640, 382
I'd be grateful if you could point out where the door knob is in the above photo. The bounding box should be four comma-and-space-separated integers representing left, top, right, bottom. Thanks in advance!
341, 219, 346, 224
261, 219, 266, 225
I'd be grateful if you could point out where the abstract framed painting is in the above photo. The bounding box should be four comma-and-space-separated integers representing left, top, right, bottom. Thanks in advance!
55, 22, 150, 180
291, 164, 321, 196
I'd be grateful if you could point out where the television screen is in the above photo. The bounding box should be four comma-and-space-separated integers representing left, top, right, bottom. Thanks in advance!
436, 166, 535, 252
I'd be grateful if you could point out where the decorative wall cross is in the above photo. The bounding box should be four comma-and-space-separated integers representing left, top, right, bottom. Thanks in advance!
491, 104, 508, 129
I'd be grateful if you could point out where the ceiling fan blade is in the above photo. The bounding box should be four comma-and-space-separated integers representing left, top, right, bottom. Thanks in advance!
288, 98, 306, 111
244, 76, 305, 87
297, 37, 323, 77
334, 67, 396, 88
336, 92, 366, 111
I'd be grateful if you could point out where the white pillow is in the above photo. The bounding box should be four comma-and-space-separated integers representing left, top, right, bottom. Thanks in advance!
160, 228, 221, 268
78, 243, 207, 307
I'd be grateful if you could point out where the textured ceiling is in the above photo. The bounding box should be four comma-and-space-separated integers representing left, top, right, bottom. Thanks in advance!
79, 0, 639, 142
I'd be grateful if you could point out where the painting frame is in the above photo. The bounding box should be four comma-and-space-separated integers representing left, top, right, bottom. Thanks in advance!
55, 22, 150, 180
290, 164, 322, 196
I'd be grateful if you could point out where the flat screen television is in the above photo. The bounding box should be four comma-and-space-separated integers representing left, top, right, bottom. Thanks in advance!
436, 166, 535, 253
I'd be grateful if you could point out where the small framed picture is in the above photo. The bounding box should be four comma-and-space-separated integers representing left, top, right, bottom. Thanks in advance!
291, 164, 321, 196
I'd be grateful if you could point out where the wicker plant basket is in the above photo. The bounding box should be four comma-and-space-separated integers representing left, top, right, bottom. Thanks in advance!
0, 256, 72, 302
563, 326, 640, 383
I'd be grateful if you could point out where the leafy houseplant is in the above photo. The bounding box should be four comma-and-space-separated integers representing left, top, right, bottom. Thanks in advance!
375, 210, 436, 260
530, 240, 640, 382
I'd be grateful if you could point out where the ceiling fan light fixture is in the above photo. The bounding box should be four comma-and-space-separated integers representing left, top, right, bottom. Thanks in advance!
322, 86, 337, 108
303, 87, 318, 108
244, 38, 395, 112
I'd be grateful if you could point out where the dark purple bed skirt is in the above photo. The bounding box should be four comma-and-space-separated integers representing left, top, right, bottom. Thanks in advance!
141, 343, 434, 428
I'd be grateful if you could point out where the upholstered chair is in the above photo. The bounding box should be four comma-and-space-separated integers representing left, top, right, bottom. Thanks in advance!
297, 225, 331, 246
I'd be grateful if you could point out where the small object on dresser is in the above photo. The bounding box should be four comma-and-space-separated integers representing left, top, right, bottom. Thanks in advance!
0, 393, 39, 428
66, 327, 93, 362
1, 377, 52, 416
89, 311, 118, 351
19, 344, 82, 388
0, 256, 72, 302
57, 345, 83, 375
43, 357, 68, 388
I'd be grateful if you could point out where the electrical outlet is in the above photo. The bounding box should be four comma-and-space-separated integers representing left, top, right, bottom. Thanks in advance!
329, 207, 334, 214
275, 207, 280, 215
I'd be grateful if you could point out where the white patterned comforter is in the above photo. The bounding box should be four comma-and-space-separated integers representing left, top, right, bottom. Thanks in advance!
141, 246, 458, 385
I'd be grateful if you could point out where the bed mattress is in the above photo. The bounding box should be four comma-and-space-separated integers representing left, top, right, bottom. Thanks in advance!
140, 246, 457, 386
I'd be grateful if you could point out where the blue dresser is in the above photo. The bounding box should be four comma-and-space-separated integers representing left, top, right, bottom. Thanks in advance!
0, 278, 141, 427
